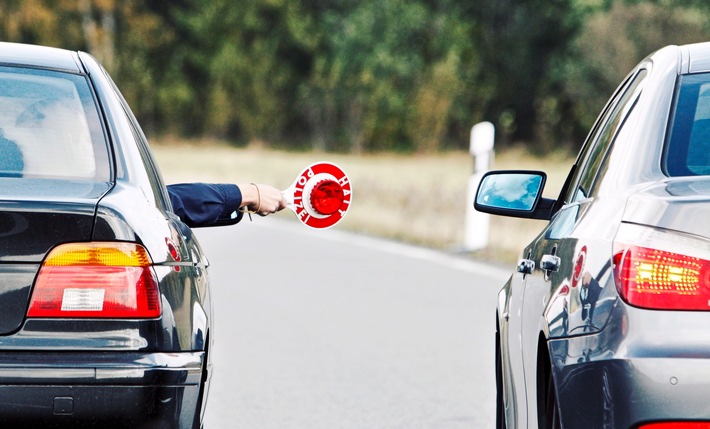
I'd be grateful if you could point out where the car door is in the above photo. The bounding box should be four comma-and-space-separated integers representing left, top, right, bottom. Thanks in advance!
516, 67, 649, 427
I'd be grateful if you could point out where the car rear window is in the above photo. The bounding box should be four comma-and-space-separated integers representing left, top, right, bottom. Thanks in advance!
665, 72, 710, 176
0, 66, 109, 181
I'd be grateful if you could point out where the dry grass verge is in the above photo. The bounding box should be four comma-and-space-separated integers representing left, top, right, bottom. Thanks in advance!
152, 139, 573, 266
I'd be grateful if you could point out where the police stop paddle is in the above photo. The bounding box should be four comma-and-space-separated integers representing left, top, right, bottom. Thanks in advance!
282, 162, 352, 229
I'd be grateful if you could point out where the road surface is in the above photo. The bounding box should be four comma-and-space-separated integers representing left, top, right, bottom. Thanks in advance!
197, 220, 509, 429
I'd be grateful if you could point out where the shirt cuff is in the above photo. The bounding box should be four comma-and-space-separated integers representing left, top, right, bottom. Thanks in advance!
218, 184, 243, 223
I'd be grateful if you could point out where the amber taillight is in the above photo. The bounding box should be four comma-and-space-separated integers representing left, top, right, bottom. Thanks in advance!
614, 224, 710, 311
27, 242, 161, 318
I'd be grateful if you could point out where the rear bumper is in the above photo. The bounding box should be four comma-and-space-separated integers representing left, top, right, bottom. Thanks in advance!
550, 351, 710, 428
0, 351, 204, 427
549, 302, 710, 429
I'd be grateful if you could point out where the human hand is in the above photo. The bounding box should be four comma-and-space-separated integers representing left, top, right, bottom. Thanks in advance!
239, 183, 287, 216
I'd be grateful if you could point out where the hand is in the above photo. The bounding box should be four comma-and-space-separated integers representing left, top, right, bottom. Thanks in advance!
239, 183, 287, 216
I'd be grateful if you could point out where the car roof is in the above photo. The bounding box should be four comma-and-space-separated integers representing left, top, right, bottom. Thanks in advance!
0, 42, 82, 73
680, 41, 710, 74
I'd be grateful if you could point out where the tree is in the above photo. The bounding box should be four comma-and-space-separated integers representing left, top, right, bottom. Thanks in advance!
561, 1, 709, 143
470, 0, 585, 149
171, 0, 315, 142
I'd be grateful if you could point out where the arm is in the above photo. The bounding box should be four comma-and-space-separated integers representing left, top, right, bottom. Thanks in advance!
167, 183, 287, 227
168, 183, 243, 227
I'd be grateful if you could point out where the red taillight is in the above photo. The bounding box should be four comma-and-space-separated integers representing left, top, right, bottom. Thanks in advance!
310, 180, 344, 215
614, 224, 710, 311
638, 423, 710, 428
27, 242, 161, 319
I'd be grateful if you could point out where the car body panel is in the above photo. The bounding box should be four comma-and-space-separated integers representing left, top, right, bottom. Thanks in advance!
0, 42, 82, 73
551, 301, 710, 427
0, 181, 108, 335
623, 177, 710, 239
0, 351, 204, 426
0, 181, 107, 263
498, 275, 524, 428
480, 42, 710, 429
0, 42, 214, 426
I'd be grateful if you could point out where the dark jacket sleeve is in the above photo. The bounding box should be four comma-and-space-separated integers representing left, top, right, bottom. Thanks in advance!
167, 183, 244, 227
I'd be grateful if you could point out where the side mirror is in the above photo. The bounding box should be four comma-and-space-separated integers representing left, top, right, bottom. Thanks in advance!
474, 170, 555, 220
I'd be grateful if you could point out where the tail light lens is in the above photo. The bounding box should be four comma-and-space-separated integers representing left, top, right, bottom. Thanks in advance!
638, 423, 710, 428
614, 224, 710, 311
27, 242, 161, 318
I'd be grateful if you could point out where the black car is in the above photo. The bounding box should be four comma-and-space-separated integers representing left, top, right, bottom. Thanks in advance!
0, 42, 212, 427
477, 42, 710, 428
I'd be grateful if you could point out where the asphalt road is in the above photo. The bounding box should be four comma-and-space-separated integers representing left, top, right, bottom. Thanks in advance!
197, 220, 509, 429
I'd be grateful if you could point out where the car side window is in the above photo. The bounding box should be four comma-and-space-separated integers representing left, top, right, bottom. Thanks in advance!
565, 69, 648, 204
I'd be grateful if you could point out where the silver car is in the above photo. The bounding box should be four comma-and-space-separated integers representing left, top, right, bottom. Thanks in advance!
476, 42, 710, 428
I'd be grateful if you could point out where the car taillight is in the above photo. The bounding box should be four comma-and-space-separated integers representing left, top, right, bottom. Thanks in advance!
614, 224, 710, 311
638, 423, 710, 428
27, 242, 161, 318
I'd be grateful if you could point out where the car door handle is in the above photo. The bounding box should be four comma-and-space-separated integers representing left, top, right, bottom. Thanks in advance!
517, 259, 535, 274
540, 254, 561, 272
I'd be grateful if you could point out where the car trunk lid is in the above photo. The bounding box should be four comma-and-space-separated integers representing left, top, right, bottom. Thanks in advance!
623, 177, 710, 239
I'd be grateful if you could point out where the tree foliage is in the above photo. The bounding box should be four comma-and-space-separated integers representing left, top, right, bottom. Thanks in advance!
0, 0, 708, 153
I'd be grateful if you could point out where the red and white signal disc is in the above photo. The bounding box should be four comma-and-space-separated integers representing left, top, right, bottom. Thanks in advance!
283, 162, 352, 229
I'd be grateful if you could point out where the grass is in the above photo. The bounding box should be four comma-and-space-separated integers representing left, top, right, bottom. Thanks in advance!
152, 139, 574, 266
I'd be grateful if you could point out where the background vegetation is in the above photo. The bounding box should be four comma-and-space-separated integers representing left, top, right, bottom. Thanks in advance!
2, 0, 710, 155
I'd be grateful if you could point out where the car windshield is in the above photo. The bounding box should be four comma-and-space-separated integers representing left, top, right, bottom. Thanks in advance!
0, 66, 109, 181
665, 72, 710, 176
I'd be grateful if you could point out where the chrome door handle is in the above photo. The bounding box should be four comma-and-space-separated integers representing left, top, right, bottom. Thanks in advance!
540, 254, 561, 272
517, 259, 535, 275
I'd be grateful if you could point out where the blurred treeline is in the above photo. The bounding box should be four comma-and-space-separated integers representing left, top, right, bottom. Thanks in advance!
1, 0, 709, 154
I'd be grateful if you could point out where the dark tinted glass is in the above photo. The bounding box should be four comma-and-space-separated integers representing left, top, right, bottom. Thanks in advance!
665, 73, 710, 176
0, 66, 109, 181
567, 69, 647, 203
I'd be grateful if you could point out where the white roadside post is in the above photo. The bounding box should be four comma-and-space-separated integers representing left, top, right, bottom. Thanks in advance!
464, 121, 495, 251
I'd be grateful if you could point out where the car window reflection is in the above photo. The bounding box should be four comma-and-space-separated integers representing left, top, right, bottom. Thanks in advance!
477, 173, 542, 211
